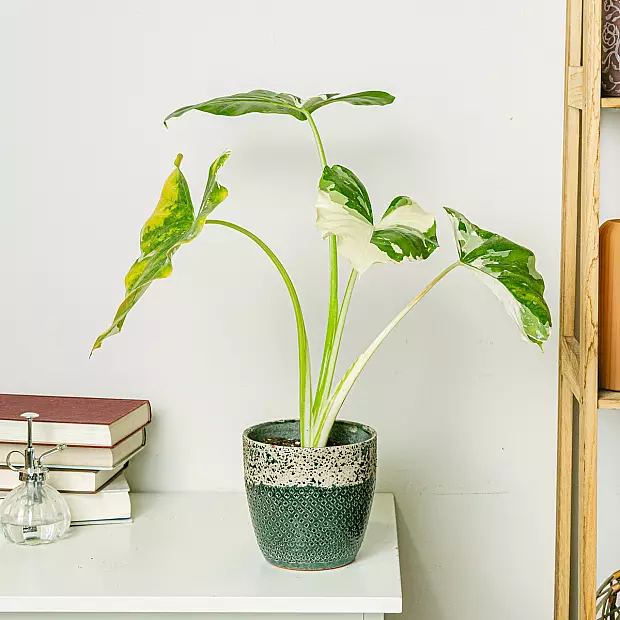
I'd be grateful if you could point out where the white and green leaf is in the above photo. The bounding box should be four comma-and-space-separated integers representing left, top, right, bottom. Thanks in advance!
164, 89, 395, 125
444, 207, 551, 348
315, 165, 438, 274
91, 152, 230, 353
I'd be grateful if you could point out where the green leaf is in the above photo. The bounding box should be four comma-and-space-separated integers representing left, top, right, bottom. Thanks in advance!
371, 197, 439, 263
444, 208, 551, 348
91, 152, 230, 354
316, 165, 437, 273
164, 89, 395, 125
302, 91, 395, 114
164, 90, 307, 124
318, 164, 373, 223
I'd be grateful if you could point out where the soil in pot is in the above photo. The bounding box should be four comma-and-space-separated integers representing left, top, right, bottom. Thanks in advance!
261, 436, 346, 448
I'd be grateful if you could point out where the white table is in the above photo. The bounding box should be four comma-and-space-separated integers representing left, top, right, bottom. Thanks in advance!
0, 492, 402, 619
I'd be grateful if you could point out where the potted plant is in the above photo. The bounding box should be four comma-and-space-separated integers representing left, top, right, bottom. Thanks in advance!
92, 89, 551, 570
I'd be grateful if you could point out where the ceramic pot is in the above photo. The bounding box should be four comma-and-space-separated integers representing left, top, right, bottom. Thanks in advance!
242, 419, 376, 570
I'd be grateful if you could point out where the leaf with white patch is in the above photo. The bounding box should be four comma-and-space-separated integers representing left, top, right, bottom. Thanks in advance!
91, 152, 230, 353
371, 197, 438, 263
315, 165, 438, 273
444, 207, 551, 348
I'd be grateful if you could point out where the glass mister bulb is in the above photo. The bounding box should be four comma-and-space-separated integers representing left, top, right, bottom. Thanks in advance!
0, 479, 70, 545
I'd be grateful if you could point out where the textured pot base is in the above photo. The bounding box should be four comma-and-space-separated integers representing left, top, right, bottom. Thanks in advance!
246, 479, 376, 570
270, 558, 355, 571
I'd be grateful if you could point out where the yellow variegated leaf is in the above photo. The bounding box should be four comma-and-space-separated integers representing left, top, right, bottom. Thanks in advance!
91, 152, 230, 354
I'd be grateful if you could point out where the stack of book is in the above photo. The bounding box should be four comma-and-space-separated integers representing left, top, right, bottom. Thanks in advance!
0, 394, 151, 526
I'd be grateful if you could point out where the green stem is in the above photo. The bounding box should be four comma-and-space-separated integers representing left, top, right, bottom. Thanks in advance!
303, 110, 342, 431
313, 269, 357, 421
205, 219, 313, 445
313, 262, 460, 447
305, 111, 327, 168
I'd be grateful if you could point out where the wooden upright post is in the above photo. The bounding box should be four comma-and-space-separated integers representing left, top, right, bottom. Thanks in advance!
555, 0, 602, 617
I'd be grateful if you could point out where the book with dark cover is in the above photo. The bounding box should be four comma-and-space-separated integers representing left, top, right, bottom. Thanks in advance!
0, 394, 151, 447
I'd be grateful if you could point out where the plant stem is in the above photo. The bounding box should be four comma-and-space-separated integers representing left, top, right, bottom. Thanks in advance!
312, 269, 357, 422
305, 111, 327, 168
303, 110, 342, 433
313, 261, 460, 447
205, 219, 313, 445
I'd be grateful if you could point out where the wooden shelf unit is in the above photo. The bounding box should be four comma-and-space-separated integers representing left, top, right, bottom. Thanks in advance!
554, 0, 620, 619
598, 389, 620, 408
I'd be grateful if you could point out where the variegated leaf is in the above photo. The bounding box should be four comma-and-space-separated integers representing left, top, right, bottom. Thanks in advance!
444, 208, 551, 348
315, 165, 437, 274
91, 152, 230, 354
164, 89, 395, 125
371, 197, 439, 263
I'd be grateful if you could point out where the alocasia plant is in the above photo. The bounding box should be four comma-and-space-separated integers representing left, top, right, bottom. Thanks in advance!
92, 89, 552, 447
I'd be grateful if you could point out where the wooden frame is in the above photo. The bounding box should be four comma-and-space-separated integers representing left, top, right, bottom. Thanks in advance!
554, 0, 608, 617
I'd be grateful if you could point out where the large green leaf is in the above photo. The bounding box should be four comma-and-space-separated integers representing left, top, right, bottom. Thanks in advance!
315, 165, 437, 274
165, 90, 306, 124
91, 152, 230, 354
164, 89, 395, 125
301, 91, 395, 114
444, 208, 551, 348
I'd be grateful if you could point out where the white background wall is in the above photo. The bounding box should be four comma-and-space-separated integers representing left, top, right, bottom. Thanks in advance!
596, 110, 620, 586
0, 1, 567, 618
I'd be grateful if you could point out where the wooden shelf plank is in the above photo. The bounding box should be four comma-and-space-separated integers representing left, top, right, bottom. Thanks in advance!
602, 98, 620, 108
599, 389, 620, 408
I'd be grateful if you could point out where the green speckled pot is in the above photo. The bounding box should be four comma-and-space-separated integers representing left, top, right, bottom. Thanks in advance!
242, 419, 377, 571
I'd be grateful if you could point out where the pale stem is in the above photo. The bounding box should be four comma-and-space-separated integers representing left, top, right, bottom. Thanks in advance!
303, 109, 343, 432
313, 262, 461, 447
205, 219, 313, 445
312, 269, 357, 422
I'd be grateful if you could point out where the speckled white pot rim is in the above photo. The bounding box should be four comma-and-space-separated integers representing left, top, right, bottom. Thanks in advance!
242, 419, 377, 488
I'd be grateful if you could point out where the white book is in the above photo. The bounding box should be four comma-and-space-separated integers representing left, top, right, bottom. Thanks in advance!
0, 474, 131, 524
0, 428, 146, 470
0, 464, 124, 493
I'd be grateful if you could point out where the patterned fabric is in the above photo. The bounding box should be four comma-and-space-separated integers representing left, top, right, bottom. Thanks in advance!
603, 0, 620, 95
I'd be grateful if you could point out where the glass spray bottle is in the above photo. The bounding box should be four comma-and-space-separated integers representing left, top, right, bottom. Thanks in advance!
0, 412, 71, 545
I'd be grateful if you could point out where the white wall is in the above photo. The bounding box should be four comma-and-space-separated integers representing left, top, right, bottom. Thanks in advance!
597, 110, 620, 586
0, 2, 564, 618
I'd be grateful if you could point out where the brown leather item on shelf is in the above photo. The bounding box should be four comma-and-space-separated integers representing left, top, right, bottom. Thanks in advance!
599, 220, 620, 389
603, 0, 620, 96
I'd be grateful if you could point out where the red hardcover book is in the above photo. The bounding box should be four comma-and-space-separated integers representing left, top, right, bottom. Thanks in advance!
0, 395, 151, 448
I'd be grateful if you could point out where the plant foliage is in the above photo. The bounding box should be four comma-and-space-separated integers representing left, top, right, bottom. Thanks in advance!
94, 89, 552, 447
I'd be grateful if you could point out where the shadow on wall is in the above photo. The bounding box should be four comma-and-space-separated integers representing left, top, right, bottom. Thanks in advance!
394, 501, 442, 620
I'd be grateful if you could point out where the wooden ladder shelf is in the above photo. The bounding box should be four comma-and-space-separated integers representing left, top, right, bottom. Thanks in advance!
555, 0, 620, 618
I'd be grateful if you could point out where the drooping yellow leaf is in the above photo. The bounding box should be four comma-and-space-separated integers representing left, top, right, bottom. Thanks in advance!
91, 152, 229, 354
